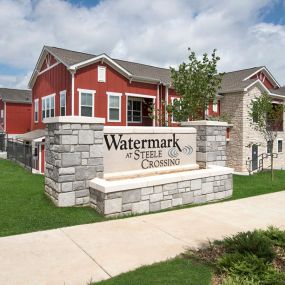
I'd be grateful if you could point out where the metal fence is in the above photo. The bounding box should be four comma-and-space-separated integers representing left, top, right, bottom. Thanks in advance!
0, 136, 33, 170
0, 133, 5, 151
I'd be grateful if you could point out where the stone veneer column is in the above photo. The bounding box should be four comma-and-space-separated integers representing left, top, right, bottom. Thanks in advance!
44, 116, 105, 207
181, 121, 228, 168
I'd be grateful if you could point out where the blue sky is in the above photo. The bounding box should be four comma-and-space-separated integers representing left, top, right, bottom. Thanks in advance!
0, 0, 285, 88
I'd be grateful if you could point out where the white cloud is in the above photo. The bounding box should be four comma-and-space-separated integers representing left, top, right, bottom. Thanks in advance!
0, 0, 285, 88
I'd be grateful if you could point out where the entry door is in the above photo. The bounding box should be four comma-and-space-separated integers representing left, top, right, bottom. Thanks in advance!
252, 144, 258, 171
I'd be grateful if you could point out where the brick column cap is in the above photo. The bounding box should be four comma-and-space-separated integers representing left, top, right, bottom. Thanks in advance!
181, 120, 228, 127
43, 116, 105, 124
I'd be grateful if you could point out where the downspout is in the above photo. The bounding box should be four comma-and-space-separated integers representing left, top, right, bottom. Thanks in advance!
71, 71, 75, 116
165, 86, 169, 126
4, 102, 6, 132
156, 84, 160, 126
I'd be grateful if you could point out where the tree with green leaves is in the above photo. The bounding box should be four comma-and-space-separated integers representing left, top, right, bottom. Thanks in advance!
167, 48, 223, 122
248, 92, 284, 180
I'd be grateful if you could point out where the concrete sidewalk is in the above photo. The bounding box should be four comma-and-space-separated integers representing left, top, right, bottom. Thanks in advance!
1, 191, 285, 285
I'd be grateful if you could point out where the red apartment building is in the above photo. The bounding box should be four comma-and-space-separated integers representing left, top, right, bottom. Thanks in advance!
22, 46, 285, 174
0, 88, 32, 136
25, 46, 220, 173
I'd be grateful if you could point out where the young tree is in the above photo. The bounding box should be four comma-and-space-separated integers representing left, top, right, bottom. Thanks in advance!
168, 48, 223, 122
248, 92, 284, 180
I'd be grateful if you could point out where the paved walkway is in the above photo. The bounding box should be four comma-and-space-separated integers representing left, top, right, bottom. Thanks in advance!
1, 191, 285, 285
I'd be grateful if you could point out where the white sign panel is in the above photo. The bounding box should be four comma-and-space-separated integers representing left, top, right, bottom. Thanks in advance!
104, 127, 196, 174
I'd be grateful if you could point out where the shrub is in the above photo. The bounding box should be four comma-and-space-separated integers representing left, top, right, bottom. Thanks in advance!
217, 253, 269, 279
262, 226, 285, 248
260, 269, 285, 285
222, 230, 275, 262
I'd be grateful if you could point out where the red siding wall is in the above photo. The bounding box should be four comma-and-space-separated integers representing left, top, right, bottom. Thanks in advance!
74, 62, 158, 126
5, 103, 31, 134
250, 72, 274, 89
32, 57, 71, 130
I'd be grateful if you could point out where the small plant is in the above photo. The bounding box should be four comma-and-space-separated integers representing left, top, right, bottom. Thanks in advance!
260, 269, 285, 285
221, 230, 275, 262
217, 253, 270, 280
262, 226, 285, 248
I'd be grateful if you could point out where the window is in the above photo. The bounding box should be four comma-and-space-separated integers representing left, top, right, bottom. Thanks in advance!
107, 92, 121, 122
60, 91, 66, 116
213, 101, 218, 113
98, 66, 106, 82
42, 94, 55, 120
0, 110, 3, 119
278, 139, 283, 153
267, 140, 273, 154
34, 99, 39, 123
42, 98, 45, 120
79, 89, 95, 117
128, 98, 142, 123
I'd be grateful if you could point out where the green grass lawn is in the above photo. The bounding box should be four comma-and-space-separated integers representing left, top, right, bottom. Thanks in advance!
94, 257, 213, 285
232, 170, 285, 200
0, 160, 106, 237
0, 159, 285, 237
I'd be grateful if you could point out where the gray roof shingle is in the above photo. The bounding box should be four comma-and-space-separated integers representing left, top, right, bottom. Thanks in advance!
43, 46, 284, 96
269, 86, 285, 96
219, 67, 263, 93
0, 88, 32, 104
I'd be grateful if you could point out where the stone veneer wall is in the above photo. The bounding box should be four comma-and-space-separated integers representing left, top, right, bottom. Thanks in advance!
220, 92, 245, 172
90, 173, 233, 216
44, 117, 105, 207
242, 86, 285, 171
181, 121, 228, 168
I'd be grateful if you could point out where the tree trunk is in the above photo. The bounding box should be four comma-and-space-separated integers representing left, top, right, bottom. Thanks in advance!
271, 151, 274, 181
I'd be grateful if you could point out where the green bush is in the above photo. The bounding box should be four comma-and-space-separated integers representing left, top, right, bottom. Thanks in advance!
260, 269, 285, 285
262, 226, 285, 248
217, 253, 269, 279
221, 275, 259, 285
222, 230, 275, 262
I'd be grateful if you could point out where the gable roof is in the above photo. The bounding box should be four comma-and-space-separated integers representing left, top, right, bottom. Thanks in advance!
219, 67, 263, 93
29, 46, 284, 97
0, 88, 32, 104
46, 46, 94, 66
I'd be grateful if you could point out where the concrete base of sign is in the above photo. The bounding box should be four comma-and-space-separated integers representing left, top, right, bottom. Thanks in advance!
0, 152, 7, 159
89, 165, 233, 216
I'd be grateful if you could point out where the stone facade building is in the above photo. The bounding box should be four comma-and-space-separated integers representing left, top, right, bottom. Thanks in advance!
220, 67, 285, 173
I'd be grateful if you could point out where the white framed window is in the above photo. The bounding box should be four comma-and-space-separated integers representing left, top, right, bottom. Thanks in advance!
213, 101, 218, 113
277, 139, 283, 153
128, 98, 142, 123
78, 89, 95, 117
107, 92, 121, 122
98, 66, 106, 82
42, 94, 55, 120
34, 99, 39, 123
171, 97, 181, 123
60, 90, 66, 116
0, 110, 3, 119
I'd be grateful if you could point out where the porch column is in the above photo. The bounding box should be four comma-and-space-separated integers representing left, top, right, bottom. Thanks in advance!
44, 116, 105, 207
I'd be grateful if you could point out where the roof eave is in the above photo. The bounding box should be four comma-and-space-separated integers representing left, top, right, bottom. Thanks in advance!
28, 46, 69, 89
242, 66, 281, 88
